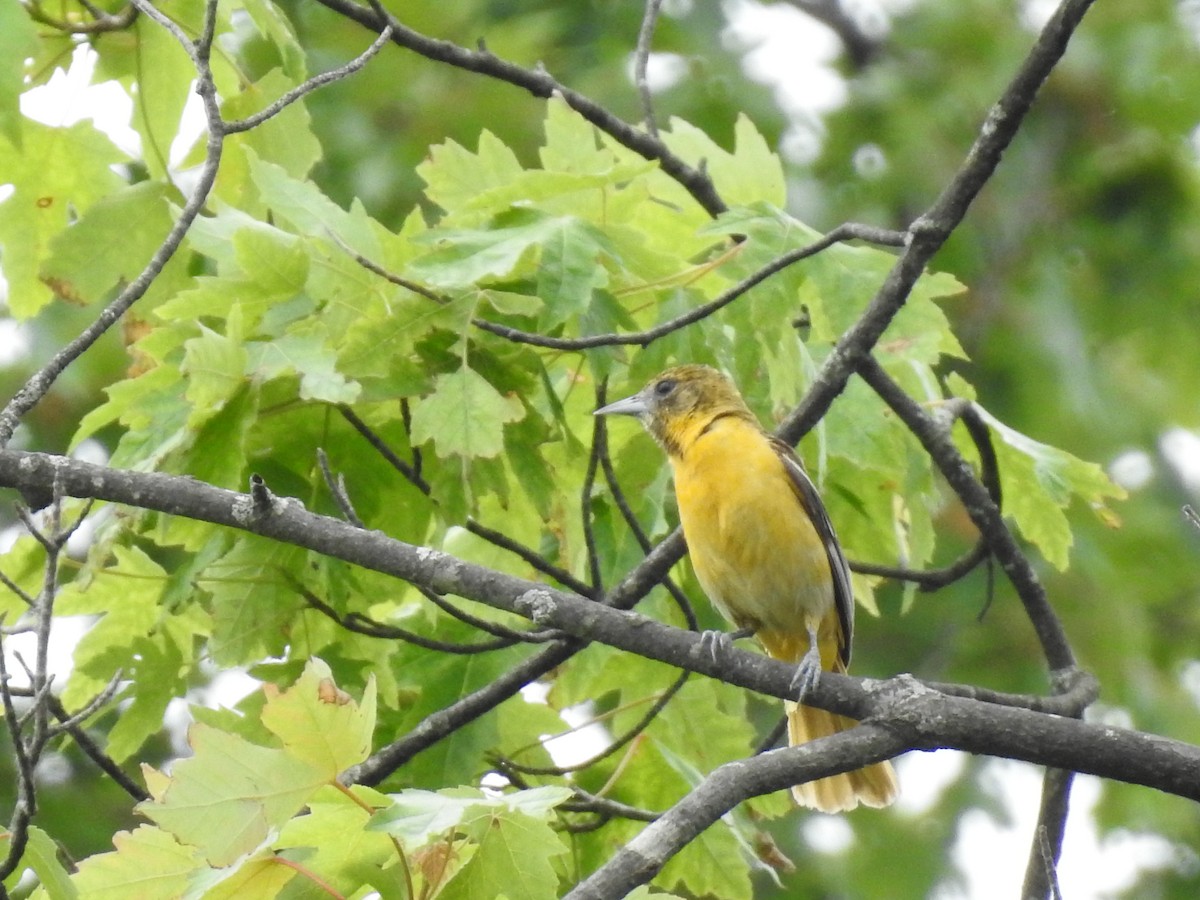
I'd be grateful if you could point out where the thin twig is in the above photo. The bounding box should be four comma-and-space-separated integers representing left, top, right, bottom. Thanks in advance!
560, 787, 659, 822
339, 221, 904, 351
1184, 505, 1200, 531
1022, 773, 1072, 900
337, 405, 428, 492
414, 584, 562, 645
754, 714, 788, 755
312, 0, 728, 217
317, 449, 364, 527
634, 0, 665, 138
45, 686, 149, 802
496, 669, 690, 777
297, 582, 517, 654
24, 0, 137, 33
0, 568, 36, 607
849, 541, 988, 590
223, 25, 394, 133
0, 0, 226, 447
581, 383, 607, 593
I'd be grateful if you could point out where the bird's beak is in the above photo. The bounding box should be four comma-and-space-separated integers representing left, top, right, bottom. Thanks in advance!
594, 390, 648, 417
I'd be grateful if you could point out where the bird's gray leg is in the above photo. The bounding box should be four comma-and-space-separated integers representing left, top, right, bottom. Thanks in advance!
789, 622, 822, 700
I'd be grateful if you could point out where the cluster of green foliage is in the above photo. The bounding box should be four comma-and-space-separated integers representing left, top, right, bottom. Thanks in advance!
1, 0, 1199, 897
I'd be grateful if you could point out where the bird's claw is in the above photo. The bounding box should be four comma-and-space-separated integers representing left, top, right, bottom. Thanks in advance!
698, 627, 754, 665
790, 646, 822, 701
699, 629, 734, 665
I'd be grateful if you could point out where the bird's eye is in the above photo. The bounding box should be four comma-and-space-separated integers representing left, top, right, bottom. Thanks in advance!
654, 378, 676, 397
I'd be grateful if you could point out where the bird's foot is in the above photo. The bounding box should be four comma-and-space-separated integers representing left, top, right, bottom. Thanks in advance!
698, 626, 755, 665
790, 644, 822, 701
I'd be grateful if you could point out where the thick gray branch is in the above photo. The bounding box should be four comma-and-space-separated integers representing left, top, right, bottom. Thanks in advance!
1, 449, 1198, 805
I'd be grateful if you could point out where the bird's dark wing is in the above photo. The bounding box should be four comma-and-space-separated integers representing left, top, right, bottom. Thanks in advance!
771, 437, 854, 667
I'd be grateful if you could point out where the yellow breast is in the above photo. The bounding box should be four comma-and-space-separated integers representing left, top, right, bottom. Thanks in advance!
670, 417, 834, 638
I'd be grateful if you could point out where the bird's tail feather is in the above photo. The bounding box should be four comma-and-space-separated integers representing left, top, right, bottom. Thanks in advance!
786, 700, 898, 812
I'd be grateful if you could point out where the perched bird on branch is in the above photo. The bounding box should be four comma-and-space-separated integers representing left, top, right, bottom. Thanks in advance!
596, 364, 897, 812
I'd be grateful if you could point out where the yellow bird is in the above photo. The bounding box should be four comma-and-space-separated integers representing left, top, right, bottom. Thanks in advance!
596, 364, 897, 812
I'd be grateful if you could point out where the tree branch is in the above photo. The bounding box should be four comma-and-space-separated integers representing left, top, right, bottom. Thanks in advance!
0, 450, 1195, 802
778, 0, 1099, 446
780, 0, 882, 69
338, 221, 905, 351
634, 0, 665, 137
0, 0, 226, 448
856, 356, 1073, 670
311, 0, 728, 217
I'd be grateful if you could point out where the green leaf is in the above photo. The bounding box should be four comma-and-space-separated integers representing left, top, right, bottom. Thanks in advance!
240, 0, 308, 81
138, 723, 328, 866
409, 367, 525, 459
440, 801, 569, 900
58, 545, 167, 709
8, 826, 78, 899
370, 788, 571, 900
0, 119, 127, 316
479, 288, 544, 316
418, 130, 525, 216
368, 790, 479, 847
40, 181, 173, 305
181, 324, 249, 427
247, 151, 391, 256
535, 217, 609, 328
130, 14, 195, 178
539, 94, 622, 175
274, 785, 400, 897
408, 209, 586, 289
69, 826, 204, 900
105, 634, 188, 762
232, 225, 310, 298
968, 403, 1126, 570
660, 114, 785, 208
245, 324, 362, 404
202, 537, 304, 665
0, 5, 37, 147
260, 658, 377, 776
657, 817, 752, 900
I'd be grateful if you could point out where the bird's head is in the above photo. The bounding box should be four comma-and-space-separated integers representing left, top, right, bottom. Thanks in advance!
594, 364, 755, 457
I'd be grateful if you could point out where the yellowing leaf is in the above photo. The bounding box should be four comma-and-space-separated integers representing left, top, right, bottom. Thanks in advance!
261, 658, 377, 776
138, 724, 327, 866
69, 826, 203, 900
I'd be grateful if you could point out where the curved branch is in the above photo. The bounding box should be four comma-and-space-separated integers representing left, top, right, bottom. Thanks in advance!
312, 0, 726, 217
565, 724, 902, 899
0, 0, 226, 448
338, 221, 905, 351
633, 0, 665, 137
223, 25, 394, 134
1, 451, 1195, 802
495, 669, 690, 777
849, 541, 988, 590
856, 356, 1074, 671
297, 583, 518, 655
24, 0, 137, 34
778, 0, 1099, 446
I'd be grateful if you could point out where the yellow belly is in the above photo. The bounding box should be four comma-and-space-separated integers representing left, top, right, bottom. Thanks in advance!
671, 418, 834, 647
